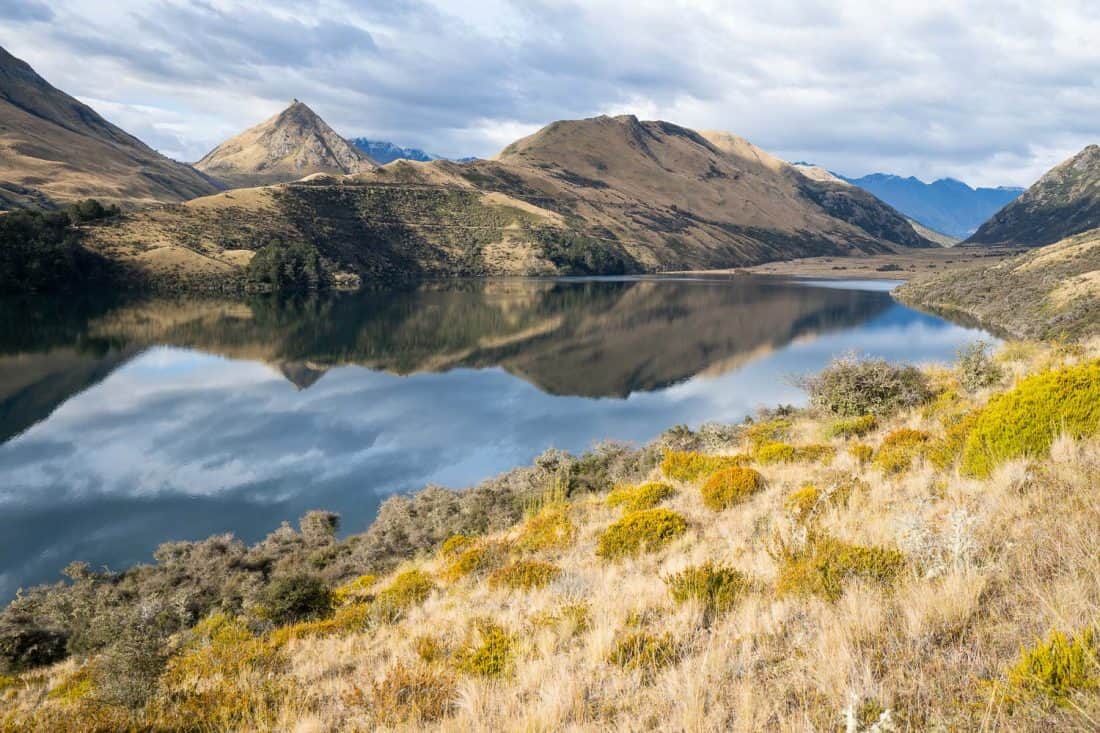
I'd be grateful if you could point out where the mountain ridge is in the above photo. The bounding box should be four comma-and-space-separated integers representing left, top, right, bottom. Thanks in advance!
348, 138, 437, 164
193, 100, 377, 187
0, 45, 222, 209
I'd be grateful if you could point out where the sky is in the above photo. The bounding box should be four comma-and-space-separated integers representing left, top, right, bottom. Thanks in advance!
0, 0, 1097, 187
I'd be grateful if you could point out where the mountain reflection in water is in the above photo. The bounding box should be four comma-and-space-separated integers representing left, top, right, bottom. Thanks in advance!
0, 276, 991, 600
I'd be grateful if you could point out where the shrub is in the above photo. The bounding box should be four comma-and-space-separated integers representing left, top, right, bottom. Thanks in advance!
246, 241, 328, 291
1004, 627, 1098, 704
929, 411, 980, 470
453, 621, 514, 677
488, 560, 561, 590
607, 482, 676, 512
0, 674, 18, 693
0, 626, 68, 672
755, 442, 796, 464
442, 541, 509, 581
801, 354, 932, 417
744, 418, 793, 449
873, 428, 933, 474
774, 534, 906, 602
48, 666, 94, 704
826, 414, 877, 439
962, 361, 1100, 477
957, 341, 1003, 392
700, 466, 765, 511
849, 443, 874, 464
661, 451, 750, 482
440, 534, 476, 558
258, 573, 333, 625
372, 662, 457, 725
332, 574, 377, 605
608, 632, 678, 679
596, 509, 688, 560
517, 502, 576, 552
666, 563, 751, 616
784, 485, 822, 523
374, 569, 435, 622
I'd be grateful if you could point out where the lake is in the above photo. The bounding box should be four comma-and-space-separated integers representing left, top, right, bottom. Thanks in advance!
0, 275, 993, 601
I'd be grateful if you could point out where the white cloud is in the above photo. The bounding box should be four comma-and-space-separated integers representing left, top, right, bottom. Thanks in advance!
0, 0, 1097, 185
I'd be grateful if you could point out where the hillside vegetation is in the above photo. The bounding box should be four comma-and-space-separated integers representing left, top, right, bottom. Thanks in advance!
2, 341, 1099, 731
82, 115, 935, 290
897, 229, 1100, 340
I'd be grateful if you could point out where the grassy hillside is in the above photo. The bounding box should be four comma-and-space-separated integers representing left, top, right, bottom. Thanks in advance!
896, 229, 1100, 340
2, 341, 1098, 731
82, 116, 936, 290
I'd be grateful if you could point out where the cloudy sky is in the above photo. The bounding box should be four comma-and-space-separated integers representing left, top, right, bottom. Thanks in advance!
1, 0, 1097, 187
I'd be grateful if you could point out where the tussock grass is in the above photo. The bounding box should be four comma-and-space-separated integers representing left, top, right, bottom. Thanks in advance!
4, 340, 1100, 731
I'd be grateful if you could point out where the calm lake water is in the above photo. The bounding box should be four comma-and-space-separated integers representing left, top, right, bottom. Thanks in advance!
0, 275, 992, 601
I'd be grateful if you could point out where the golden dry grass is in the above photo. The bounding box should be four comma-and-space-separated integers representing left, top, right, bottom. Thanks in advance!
3, 340, 1100, 732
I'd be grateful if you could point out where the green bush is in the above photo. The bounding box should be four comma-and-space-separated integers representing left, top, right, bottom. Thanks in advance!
801, 354, 932, 417
453, 621, 514, 677
442, 541, 509, 581
607, 632, 678, 678
957, 341, 1003, 392
439, 534, 477, 558
247, 241, 328, 291
374, 569, 435, 622
700, 467, 765, 511
488, 560, 561, 590
596, 509, 687, 560
849, 443, 874, 464
744, 418, 793, 449
774, 533, 905, 601
1004, 627, 1098, 703
665, 563, 750, 616
962, 361, 1100, 477
661, 451, 750, 482
606, 482, 676, 512
258, 573, 333, 625
826, 414, 877, 439
873, 428, 933, 474
755, 442, 796, 464
517, 502, 576, 552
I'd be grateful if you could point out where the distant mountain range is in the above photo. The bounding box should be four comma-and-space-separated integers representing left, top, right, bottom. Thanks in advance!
838, 173, 1023, 239
348, 138, 437, 164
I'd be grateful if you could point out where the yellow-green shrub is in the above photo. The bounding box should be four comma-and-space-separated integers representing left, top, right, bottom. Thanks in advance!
775, 534, 905, 601
332, 574, 376, 605
371, 662, 457, 725
1003, 627, 1098, 703
442, 541, 509, 581
47, 667, 93, 705
488, 560, 561, 590
700, 466, 765, 511
929, 411, 980, 470
0, 674, 18, 693
596, 508, 687, 560
517, 502, 576, 552
607, 632, 678, 678
440, 534, 476, 558
962, 361, 1100, 477
414, 635, 446, 664
783, 485, 821, 523
606, 482, 676, 512
661, 451, 751, 482
744, 418, 792, 449
873, 428, 933, 474
374, 569, 435, 622
665, 563, 751, 615
755, 441, 796, 464
849, 443, 874, 464
453, 622, 514, 677
826, 414, 877, 439
795, 444, 836, 463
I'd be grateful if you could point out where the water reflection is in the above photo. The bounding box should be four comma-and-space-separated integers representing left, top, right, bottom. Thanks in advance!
0, 276, 990, 600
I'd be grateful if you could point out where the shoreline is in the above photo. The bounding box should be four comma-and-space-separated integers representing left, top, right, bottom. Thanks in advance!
671, 245, 1025, 281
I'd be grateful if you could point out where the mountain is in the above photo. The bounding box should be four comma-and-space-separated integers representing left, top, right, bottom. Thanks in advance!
897, 228, 1100, 340
0, 45, 221, 209
966, 145, 1100, 247
193, 101, 377, 187
85, 114, 935, 289
348, 138, 437, 164
838, 173, 1023, 239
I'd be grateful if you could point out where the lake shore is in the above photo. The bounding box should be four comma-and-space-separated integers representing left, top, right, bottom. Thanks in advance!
675, 245, 1025, 280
